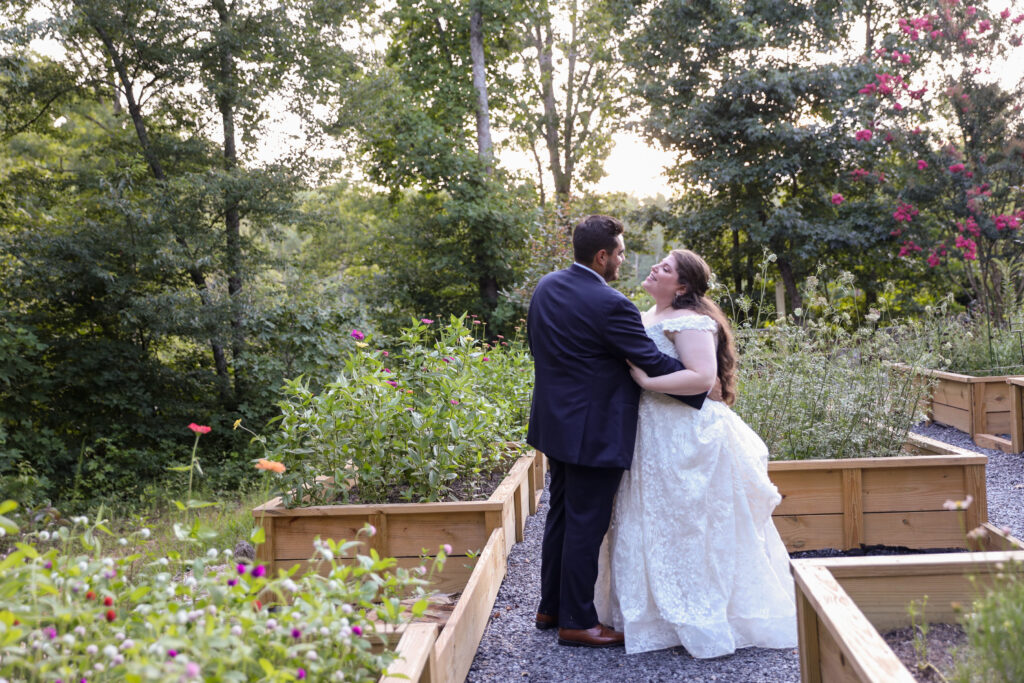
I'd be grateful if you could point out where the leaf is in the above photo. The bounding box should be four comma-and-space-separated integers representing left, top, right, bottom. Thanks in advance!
259, 658, 275, 676
250, 526, 266, 544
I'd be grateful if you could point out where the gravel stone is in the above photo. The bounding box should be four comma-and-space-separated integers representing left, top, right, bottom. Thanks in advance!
467, 424, 1024, 682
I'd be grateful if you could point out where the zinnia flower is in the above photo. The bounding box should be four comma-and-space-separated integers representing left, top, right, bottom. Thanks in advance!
188, 423, 211, 434
350, 329, 365, 341
255, 459, 286, 474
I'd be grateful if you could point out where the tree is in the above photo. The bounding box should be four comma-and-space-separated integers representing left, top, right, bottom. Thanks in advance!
626, 0, 909, 312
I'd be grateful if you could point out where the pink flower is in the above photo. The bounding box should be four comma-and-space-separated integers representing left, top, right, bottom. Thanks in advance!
955, 235, 978, 259
966, 5, 977, 16
297, 670, 306, 680
382, 350, 389, 356
350, 329, 365, 341
949, 163, 965, 173
382, 368, 390, 373
481, 357, 490, 362
858, 83, 877, 95
930, 29, 942, 38
978, 19, 991, 31
916, 159, 928, 170
892, 203, 919, 222
450, 399, 459, 405
1001, 8, 1011, 19
168, 650, 178, 658
250, 565, 266, 578
443, 543, 453, 554
927, 252, 941, 268
386, 380, 398, 387
188, 423, 211, 434
894, 102, 904, 111
965, 171, 974, 177
830, 193, 844, 205
855, 129, 873, 141
352, 625, 363, 636
850, 168, 871, 179
897, 240, 923, 257
420, 318, 434, 324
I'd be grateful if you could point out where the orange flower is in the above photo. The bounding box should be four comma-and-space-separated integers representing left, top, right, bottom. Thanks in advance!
255, 459, 286, 474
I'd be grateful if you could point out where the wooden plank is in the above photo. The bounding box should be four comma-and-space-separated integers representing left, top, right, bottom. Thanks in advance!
931, 402, 972, 432
771, 469, 842, 515
433, 529, 507, 683
527, 451, 540, 516
860, 465, 968, 513
820, 550, 1024, 579
253, 499, 504, 517
791, 563, 915, 683
280, 556, 477, 596
842, 470, 863, 548
964, 464, 987, 529
795, 585, 822, 683
861, 511, 968, 549
974, 433, 1015, 453
982, 411, 1012, 436
256, 515, 276, 575
1010, 379, 1024, 453
932, 378, 970, 409
902, 432, 969, 456
381, 623, 438, 683
768, 454, 983, 472
271, 511, 491, 561
773, 513, 844, 552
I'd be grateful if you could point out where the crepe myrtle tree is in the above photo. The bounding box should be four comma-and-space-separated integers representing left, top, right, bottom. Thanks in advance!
839, 0, 1024, 324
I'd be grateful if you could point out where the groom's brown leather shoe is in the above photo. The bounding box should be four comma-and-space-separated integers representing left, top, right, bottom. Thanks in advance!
535, 612, 557, 630
557, 624, 625, 648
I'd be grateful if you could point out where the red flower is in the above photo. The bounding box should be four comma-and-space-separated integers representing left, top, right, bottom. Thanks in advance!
188, 423, 211, 434
949, 163, 965, 173
86, 590, 97, 600
103, 596, 113, 607
105, 609, 116, 622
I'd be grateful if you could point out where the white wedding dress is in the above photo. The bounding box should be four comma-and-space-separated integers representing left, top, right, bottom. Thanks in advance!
595, 314, 797, 657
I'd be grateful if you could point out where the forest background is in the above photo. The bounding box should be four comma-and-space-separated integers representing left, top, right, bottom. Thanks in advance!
2, 0, 1022, 513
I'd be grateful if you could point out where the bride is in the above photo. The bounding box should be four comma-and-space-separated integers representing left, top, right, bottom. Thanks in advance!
594, 249, 797, 657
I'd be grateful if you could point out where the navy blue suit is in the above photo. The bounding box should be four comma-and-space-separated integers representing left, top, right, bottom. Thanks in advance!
526, 264, 706, 630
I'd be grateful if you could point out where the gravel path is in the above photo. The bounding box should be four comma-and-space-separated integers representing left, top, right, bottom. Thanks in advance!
466, 425, 1024, 682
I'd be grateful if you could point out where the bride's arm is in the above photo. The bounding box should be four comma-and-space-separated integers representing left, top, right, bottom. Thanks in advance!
628, 329, 716, 394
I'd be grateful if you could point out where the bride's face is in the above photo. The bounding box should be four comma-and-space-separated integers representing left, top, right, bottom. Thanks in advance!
642, 256, 683, 301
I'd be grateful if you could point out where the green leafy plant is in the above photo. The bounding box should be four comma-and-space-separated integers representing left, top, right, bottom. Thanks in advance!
268, 316, 532, 506
0, 504, 441, 682
954, 561, 1024, 683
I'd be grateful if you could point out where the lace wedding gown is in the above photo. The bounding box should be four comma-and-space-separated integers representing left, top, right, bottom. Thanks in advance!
595, 314, 797, 657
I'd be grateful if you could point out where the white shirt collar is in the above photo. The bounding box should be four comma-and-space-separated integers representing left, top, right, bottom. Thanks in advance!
572, 262, 607, 284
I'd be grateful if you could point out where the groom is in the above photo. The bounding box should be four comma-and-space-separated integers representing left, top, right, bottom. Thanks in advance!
526, 215, 707, 647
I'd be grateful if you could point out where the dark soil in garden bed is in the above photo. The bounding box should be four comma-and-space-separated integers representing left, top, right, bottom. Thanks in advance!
882, 623, 967, 682
790, 544, 965, 559
343, 463, 511, 504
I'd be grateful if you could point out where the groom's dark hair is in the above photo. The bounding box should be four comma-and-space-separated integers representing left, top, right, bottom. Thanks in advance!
573, 215, 624, 265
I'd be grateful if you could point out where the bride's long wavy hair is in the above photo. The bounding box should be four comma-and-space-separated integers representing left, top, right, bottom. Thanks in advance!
669, 249, 738, 406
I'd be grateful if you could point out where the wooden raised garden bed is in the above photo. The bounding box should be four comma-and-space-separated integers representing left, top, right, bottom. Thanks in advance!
378, 527, 507, 683
768, 433, 989, 552
253, 450, 546, 587
791, 545, 1024, 682
894, 364, 1024, 453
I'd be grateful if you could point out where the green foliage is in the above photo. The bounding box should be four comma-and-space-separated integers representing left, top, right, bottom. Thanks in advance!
0, 506, 439, 682
268, 316, 532, 506
955, 562, 1024, 683
732, 270, 931, 460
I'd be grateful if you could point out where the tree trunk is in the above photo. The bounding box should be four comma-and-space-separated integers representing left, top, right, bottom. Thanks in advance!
533, 11, 569, 214
776, 256, 803, 314
470, 5, 493, 169
90, 15, 231, 400
731, 228, 742, 296
213, 0, 244, 409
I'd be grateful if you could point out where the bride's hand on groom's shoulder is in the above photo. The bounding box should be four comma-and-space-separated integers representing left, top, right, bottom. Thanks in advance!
626, 360, 651, 389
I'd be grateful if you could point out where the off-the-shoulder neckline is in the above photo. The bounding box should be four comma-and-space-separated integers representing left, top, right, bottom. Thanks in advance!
643, 312, 713, 331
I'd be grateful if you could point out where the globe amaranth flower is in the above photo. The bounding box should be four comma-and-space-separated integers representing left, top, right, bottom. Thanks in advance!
187, 423, 211, 434
350, 329, 365, 341
250, 565, 266, 578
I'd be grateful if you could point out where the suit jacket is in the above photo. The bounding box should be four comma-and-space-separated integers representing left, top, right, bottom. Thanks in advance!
526, 264, 707, 469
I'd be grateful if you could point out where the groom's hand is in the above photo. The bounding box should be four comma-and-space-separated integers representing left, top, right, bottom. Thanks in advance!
708, 378, 724, 402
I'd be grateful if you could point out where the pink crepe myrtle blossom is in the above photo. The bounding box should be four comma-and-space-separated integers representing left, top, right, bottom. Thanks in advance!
850, 168, 871, 179
966, 5, 977, 16
855, 129, 873, 141
927, 252, 942, 268
977, 19, 991, 32
916, 159, 928, 170
898, 240, 923, 257
955, 235, 978, 259
830, 193, 844, 205
994, 214, 1021, 231
858, 83, 877, 95
892, 203, 919, 222
957, 218, 981, 236
949, 162, 965, 173
894, 102, 904, 111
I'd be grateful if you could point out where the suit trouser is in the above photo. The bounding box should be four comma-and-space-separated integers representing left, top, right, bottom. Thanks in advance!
538, 458, 624, 630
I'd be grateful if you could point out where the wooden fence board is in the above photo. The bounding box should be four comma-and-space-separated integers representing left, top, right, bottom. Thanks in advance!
381, 623, 438, 683
860, 466, 966, 513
